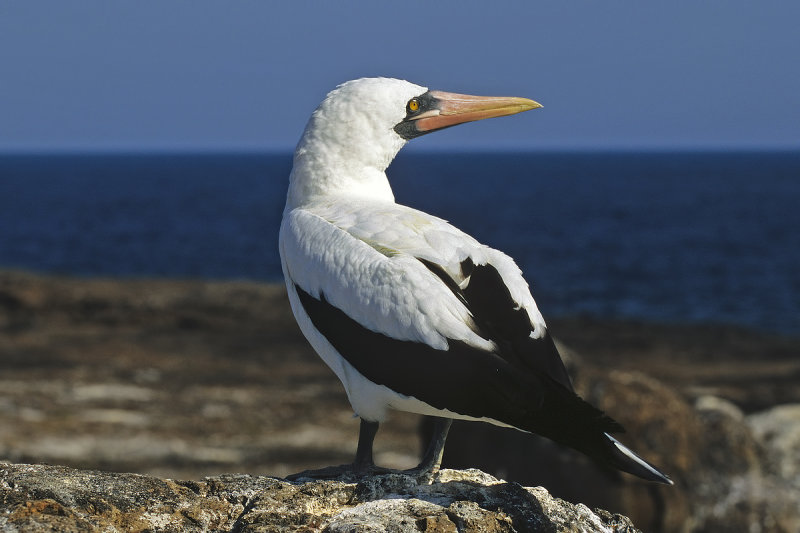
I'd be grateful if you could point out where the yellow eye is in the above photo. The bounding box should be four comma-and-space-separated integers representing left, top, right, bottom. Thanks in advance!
407, 98, 420, 113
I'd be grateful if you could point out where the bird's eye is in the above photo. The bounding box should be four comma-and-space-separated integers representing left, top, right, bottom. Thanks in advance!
407, 98, 420, 113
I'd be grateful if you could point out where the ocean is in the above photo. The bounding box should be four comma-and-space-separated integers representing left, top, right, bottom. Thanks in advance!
0, 150, 798, 335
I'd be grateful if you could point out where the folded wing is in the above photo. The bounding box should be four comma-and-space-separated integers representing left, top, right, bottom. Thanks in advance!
281, 203, 613, 430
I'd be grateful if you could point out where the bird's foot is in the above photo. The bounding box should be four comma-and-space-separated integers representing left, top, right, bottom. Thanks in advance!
286, 462, 392, 482
287, 417, 448, 485
286, 462, 439, 484
400, 464, 440, 485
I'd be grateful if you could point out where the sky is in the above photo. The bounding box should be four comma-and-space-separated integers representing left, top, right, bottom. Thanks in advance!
1, 1, 799, 152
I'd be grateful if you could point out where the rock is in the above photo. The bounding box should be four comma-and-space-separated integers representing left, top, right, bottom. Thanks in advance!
694, 395, 745, 422
428, 372, 800, 533
0, 463, 640, 532
747, 404, 800, 487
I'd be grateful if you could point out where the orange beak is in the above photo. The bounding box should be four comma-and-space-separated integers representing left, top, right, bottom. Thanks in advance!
413, 90, 541, 133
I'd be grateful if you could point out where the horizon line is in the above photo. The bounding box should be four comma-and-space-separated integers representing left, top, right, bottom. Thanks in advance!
1, 143, 798, 157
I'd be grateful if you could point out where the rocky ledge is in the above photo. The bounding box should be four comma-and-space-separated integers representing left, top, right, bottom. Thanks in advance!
0, 463, 638, 532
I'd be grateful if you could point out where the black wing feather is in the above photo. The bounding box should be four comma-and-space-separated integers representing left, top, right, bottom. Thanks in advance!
294, 283, 622, 442
295, 284, 544, 422
421, 258, 574, 392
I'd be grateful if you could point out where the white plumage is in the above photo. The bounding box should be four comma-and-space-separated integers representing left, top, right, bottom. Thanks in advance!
281, 78, 542, 420
280, 77, 672, 484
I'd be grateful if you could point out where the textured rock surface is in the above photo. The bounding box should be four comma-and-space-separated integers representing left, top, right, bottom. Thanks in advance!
0, 464, 640, 532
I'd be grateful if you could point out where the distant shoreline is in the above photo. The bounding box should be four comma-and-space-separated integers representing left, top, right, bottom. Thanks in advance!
1, 267, 797, 342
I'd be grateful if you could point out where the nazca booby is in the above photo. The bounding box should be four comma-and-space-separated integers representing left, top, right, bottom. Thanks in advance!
280, 77, 672, 485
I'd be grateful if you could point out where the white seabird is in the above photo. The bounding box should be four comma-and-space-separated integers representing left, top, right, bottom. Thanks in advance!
279, 77, 672, 484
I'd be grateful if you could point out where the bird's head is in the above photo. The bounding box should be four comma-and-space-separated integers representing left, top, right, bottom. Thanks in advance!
289, 77, 540, 204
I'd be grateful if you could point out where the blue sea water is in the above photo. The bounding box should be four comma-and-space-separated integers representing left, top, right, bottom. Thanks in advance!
0, 150, 798, 335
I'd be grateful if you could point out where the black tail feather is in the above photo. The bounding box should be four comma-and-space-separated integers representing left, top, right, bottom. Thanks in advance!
599, 433, 673, 484
529, 385, 672, 484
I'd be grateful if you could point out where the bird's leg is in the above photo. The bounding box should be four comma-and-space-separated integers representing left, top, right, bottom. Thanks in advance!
353, 418, 379, 468
404, 417, 453, 482
288, 417, 454, 483
417, 417, 453, 472
287, 418, 388, 481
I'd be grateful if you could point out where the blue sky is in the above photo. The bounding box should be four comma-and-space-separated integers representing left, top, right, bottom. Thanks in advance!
1, 1, 799, 152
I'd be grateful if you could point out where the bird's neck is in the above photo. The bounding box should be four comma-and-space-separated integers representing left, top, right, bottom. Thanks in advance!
286, 145, 397, 209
